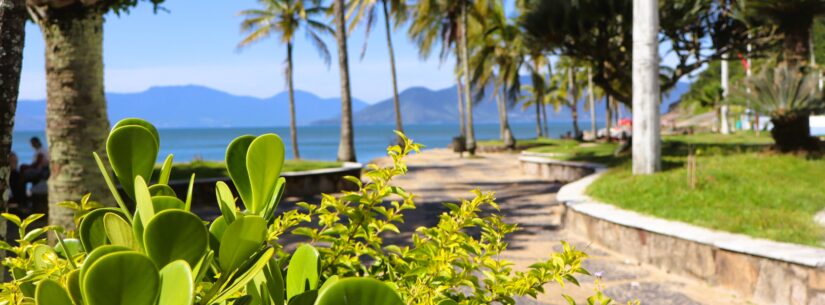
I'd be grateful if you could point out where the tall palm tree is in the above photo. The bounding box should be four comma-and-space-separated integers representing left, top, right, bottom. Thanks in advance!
552, 58, 587, 139
632, 0, 662, 174
523, 51, 549, 138
333, 0, 357, 162
238, 0, 333, 160
1, 0, 27, 257
26, 0, 165, 227
471, 2, 522, 149
346, 0, 408, 143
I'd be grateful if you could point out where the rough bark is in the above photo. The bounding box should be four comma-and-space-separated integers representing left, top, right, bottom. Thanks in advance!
287, 42, 300, 159
456, 72, 466, 137
382, 0, 403, 143
632, 0, 661, 174
588, 67, 597, 138
605, 96, 613, 141
771, 115, 818, 152
460, 2, 476, 155
496, 87, 515, 149
0, 0, 27, 274
334, 0, 356, 162
41, 6, 114, 228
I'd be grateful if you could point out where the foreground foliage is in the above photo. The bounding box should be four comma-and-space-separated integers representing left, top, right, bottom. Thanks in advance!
0, 118, 612, 305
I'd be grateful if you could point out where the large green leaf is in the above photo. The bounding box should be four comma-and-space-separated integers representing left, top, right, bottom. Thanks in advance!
158, 260, 194, 305
313, 278, 403, 305
226, 135, 256, 210
132, 194, 185, 251
263, 258, 286, 305
157, 154, 174, 185
288, 290, 317, 305
82, 252, 160, 305
216, 181, 237, 224
208, 248, 274, 305
144, 210, 208, 268
246, 134, 285, 214
134, 176, 155, 229
66, 270, 83, 305
112, 118, 159, 151
286, 244, 320, 301
208, 215, 228, 256
54, 238, 81, 260
80, 245, 132, 284
108, 125, 158, 200
104, 213, 135, 249
148, 184, 176, 197
35, 279, 73, 305
78, 208, 128, 253
218, 215, 266, 272
263, 177, 286, 225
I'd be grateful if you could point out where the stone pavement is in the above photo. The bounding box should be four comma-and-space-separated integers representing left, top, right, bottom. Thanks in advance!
375, 148, 753, 305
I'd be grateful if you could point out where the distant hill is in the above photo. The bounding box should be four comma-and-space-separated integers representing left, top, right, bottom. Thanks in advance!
14, 85, 369, 130
314, 79, 691, 125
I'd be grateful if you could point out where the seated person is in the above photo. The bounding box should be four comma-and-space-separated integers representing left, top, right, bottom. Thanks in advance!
8, 152, 26, 205
20, 137, 50, 186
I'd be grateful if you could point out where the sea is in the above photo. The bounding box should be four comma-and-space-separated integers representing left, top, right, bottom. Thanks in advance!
11, 122, 593, 164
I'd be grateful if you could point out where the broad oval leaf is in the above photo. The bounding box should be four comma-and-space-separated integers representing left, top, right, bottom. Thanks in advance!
216, 181, 237, 224
104, 213, 135, 249
287, 244, 320, 301
144, 210, 208, 268
226, 135, 255, 210
35, 279, 73, 305
108, 125, 158, 200
208, 215, 228, 256
112, 118, 159, 150
246, 134, 285, 214
132, 194, 185, 251
82, 252, 159, 305
80, 245, 132, 284
31, 244, 56, 270
158, 260, 194, 305
148, 184, 176, 197
157, 154, 174, 185
219, 215, 266, 272
54, 238, 82, 260
78, 208, 128, 252
314, 278, 403, 305
66, 270, 83, 305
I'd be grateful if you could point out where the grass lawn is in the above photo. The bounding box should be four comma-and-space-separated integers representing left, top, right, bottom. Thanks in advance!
157, 160, 342, 181
530, 132, 825, 246
477, 138, 561, 147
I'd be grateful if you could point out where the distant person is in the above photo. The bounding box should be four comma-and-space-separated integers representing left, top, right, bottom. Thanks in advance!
20, 137, 49, 187
8, 152, 26, 205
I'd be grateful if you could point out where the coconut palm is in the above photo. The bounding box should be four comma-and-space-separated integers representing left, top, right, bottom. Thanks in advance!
333, 0, 357, 162
470, 2, 522, 149
26, 0, 166, 228
551, 58, 588, 140
238, 0, 333, 160
345, 0, 408, 142
522, 51, 550, 138
734, 65, 824, 151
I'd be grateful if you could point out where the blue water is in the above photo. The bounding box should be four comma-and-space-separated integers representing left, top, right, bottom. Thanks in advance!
12, 122, 593, 163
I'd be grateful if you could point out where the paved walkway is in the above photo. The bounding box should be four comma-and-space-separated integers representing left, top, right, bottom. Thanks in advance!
376, 148, 752, 305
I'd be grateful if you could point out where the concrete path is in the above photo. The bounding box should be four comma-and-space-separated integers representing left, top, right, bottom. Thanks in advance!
375, 148, 752, 305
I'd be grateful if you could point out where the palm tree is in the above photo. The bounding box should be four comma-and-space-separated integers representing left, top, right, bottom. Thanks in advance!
26, 0, 166, 227
471, 3, 521, 149
333, 0, 357, 162
523, 51, 549, 138
552, 58, 587, 140
632, 0, 662, 174
747, 0, 825, 67
238, 0, 333, 160
345, 0, 408, 143
520, 83, 548, 139
1, 0, 26, 255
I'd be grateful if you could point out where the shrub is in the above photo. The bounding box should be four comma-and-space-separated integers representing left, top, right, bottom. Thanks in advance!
0, 119, 611, 305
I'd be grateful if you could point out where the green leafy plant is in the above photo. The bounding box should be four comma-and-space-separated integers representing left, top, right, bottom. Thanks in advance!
0, 118, 612, 305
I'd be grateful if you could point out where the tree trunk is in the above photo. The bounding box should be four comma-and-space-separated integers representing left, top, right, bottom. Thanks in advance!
568, 67, 581, 139
334, 0, 356, 162
588, 67, 597, 138
455, 70, 466, 137
771, 115, 817, 152
541, 101, 549, 138
570, 106, 580, 139
632, 0, 661, 174
40, 8, 114, 228
496, 87, 515, 149
461, 2, 476, 155
0, 0, 27, 273
382, 0, 403, 143
605, 96, 613, 141
720, 55, 730, 134
534, 100, 542, 138
783, 20, 813, 67
287, 42, 300, 159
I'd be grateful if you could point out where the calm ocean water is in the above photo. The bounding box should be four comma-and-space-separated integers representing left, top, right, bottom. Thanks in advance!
12, 122, 597, 163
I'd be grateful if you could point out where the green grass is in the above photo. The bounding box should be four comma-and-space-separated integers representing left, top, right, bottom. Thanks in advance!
477, 138, 561, 147
559, 132, 825, 246
527, 139, 624, 166
157, 160, 342, 181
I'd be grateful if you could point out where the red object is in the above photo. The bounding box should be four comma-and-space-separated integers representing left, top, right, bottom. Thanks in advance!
737, 53, 749, 70
619, 118, 632, 126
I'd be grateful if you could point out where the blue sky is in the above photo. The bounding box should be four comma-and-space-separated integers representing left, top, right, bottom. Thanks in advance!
19, 0, 463, 103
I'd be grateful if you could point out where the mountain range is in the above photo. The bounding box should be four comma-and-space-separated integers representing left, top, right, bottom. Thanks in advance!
14, 81, 689, 130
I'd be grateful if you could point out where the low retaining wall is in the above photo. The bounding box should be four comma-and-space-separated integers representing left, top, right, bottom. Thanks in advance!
556, 166, 825, 305
168, 162, 363, 207
519, 153, 605, 183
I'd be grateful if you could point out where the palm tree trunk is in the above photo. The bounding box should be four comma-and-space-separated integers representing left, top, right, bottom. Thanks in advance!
334, 0, 356, 162
40, 8, 114, 228
605, 95, 613, 141
496, 87, 515, 149
632, 0, 662, 174
0, 0, 27, 271
382, 0, 403, 143
541, 101, 549, 138
287, 42, 300, 160
720, 54, 730, 134
460, 1, 476, 155
534, 100, 542, 138
570, 106, 580, 139
456, 72, 466, 137
587, 67, 597, 138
